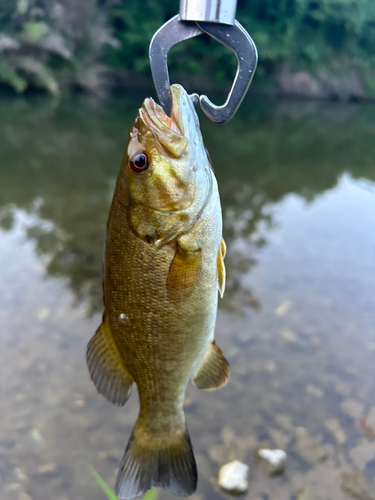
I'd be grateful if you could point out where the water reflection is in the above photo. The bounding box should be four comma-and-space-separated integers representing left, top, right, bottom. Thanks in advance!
0, 95, 132, 313
1, 94, 375, 500
1, 95, 375, 316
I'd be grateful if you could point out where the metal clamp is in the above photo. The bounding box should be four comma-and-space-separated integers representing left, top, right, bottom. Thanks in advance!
179, 0, 238, 25
149, 14, 257, 124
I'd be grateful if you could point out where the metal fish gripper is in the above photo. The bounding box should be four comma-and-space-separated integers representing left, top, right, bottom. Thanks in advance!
149, 0, 258, 124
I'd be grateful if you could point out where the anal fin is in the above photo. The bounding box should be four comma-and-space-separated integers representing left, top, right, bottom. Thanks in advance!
192, 341, 230, 390
87, 315, 133, 406
217, 238, 226, 298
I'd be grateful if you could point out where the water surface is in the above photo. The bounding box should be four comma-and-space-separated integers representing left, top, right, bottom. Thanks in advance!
1, 93, 375, 500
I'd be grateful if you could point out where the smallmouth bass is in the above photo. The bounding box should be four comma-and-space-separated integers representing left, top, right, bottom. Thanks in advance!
87, 84, 229, 499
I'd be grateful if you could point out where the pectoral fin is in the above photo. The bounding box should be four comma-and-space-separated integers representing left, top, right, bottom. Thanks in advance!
86, 315, 133, 406
192, 341, 230, 390
167, 244, 201, 300
217, 238, 226, 298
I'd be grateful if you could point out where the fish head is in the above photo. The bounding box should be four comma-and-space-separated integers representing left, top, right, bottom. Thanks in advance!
124, 84, 211, 218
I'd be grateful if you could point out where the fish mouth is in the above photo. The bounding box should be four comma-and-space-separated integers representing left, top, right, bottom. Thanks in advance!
139, 85, 195, 158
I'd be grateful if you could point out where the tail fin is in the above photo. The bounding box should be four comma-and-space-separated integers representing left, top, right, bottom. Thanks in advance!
115, 423, 197, 499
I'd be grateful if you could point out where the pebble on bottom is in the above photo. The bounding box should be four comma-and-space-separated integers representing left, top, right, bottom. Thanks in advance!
217, 460, 249, 494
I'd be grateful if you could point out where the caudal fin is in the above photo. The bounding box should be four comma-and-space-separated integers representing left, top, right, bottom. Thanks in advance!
115, 423, 197, 499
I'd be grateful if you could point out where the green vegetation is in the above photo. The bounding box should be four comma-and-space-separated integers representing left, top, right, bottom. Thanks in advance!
0, 0, 115, 95
91, 467, 119, 500
0, 0, 375, 96
91, 467, 158, 500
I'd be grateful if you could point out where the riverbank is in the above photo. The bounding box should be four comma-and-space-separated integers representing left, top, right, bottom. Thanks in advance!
1, 64, 373, 104
2, 0, 375, 102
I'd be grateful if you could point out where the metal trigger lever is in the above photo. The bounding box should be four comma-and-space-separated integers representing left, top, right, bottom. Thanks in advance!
149, 0, 258, 124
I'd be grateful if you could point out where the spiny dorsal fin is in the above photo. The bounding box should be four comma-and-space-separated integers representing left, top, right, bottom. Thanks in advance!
87, 315, 133, 406
167, 245, 201, 300
217, 238, 226, 298
192, 341, 230, 390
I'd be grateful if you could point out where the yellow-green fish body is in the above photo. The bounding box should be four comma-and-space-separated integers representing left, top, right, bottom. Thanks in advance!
87, 85, 229, 499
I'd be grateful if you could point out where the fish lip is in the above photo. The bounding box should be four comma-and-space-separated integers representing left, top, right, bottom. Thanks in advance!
142, 95, 182, 136
141, 83, 193, 138
143, 84, 185, 131
143, 97, 171, 129
169, 84, 195, 135
169, 85, 183, 118
140, 95, 187, 158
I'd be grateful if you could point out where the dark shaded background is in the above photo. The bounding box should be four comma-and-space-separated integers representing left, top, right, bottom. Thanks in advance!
1, 0, 375, 99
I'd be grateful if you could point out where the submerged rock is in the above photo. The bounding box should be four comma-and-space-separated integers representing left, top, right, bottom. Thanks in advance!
264, 360, 277, 373
305, 384, 324, 399
269, 428, 291, 449
342, 471, 375, 500
274, 300, 292, 316
294, 427, 330, 465
30, 428, 43, 444
17, 493, 33, 500
256, 448, 287, 475
296, 487, 321, 500
217, 460, 249, 494
296, 488, 313, 500
280, 328, 298, 344
37, 463, 57, 475
349, 439, 375, 470
340, 399, 364, 420
359, 407, 375, 439
275, 413, 294, 433
324, 418, 346, 445
366, 407, 375, 428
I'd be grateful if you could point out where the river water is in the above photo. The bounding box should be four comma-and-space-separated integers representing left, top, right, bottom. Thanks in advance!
1, 93, 375, 500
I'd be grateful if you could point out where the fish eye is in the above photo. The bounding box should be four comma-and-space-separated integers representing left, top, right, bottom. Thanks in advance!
129, 152, 149, 173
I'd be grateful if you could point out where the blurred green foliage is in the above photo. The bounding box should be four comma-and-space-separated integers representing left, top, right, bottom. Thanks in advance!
0, 0, 116, 94
240, 0, 375, 69
0, 0, 375, 94
106, 0, 375, 83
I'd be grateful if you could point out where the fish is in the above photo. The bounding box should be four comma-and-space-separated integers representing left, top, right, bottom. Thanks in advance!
86, 84, 229, 499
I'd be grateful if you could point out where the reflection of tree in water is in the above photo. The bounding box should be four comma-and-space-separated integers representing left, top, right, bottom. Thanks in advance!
1, 95, 375, 314
0, 94, 136, 313
202, 98, 375, 313
219, 183, 271, 313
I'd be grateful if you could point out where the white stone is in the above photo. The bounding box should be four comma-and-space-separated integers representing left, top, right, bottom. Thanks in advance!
274, 300, 292, 316
217, 460, 249, 493
257, 448, 287, 474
